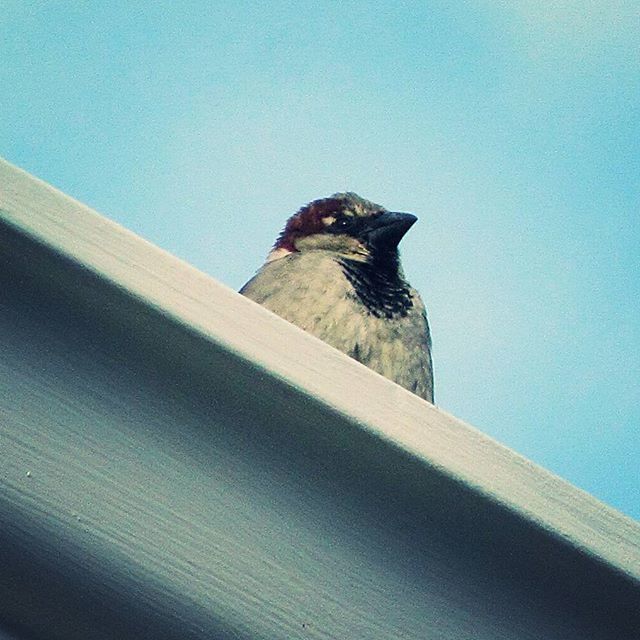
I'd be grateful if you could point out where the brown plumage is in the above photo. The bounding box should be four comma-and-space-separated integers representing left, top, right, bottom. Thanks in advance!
241, 192, 434, 402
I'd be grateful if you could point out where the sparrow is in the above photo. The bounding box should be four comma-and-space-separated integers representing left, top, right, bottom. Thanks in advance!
240, 192, 434, 403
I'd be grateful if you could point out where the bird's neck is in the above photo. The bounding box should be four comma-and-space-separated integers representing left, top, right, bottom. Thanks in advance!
338, 251, 414, 319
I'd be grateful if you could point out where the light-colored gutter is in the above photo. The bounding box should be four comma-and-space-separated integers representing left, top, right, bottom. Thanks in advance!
0, 157, 638, 639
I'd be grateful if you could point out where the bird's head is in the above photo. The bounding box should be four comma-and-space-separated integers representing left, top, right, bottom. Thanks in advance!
267, 192, 417, 265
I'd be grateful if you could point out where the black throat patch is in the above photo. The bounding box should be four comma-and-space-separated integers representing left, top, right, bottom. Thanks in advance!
339, 255, 414, 319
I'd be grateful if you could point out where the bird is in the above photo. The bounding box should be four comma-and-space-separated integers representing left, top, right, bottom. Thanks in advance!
240, 192, 434, 403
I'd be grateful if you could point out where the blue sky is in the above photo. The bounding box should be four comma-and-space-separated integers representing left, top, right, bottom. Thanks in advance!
2, 2, 639, 520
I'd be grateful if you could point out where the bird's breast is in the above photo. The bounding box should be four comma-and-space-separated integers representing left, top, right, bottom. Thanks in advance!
240, 248, 433, 402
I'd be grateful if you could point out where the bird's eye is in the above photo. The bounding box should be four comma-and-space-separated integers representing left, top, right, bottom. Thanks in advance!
334, 217, 350, 229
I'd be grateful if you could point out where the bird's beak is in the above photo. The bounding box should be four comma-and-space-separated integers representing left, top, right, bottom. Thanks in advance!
361, 211, 417, 250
